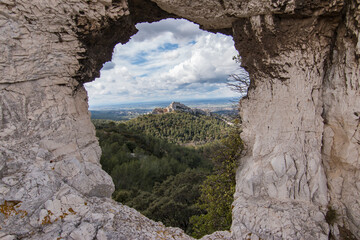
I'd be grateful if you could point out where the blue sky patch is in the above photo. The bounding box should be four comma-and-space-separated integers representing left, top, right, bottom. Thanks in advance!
130, 51, 149, 65
157, 43, 179, 52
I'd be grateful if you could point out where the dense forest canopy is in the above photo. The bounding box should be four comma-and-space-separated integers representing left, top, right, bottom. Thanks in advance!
93, 111, 243, 237
126, 112, 230, 144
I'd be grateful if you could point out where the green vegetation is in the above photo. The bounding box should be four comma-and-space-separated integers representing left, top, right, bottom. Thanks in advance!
90, 110, 149, 121
126, 112, 230, 144
90, 110, 133, 121
190, 126, 243, 238
124, 169, 209, 233
95, 119, 211, 189
94, 112, 243, 237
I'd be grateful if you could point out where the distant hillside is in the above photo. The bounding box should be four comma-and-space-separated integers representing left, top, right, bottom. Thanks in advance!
126, 111, 231, 144
94, 120, 211, 189
152, 102, 211, 116
92, 120, 213, 235
90, 109, 150, 121
92, 108, 241, 237
89, 98, 238, 121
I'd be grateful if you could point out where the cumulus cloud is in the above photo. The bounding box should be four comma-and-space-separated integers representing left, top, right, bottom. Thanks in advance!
132, 18, 203, 42
85, 18, 244, 107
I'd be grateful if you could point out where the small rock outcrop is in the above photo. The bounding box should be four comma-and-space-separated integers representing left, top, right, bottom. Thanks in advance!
0, 0, 359, 239
152, 102, 210, 116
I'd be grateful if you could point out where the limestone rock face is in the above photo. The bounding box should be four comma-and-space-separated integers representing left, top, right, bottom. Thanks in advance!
322, 1, 360, 237
230, 2, 360, 239
152, 102, 210, 116
151, 0, 343, 30
0, 0, 191, 239
0, 0, 359, 239
229, 1, 360, 239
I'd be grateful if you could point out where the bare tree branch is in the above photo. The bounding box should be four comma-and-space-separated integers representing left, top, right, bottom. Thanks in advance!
227, 56, 250, 96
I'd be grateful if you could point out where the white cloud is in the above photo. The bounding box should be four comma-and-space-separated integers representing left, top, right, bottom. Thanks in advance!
85, 18, 244, 107
132, 18, 203, 43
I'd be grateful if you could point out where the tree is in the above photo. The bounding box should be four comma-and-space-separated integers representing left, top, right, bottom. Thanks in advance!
190, 125, 243, 238
93, 104, 244, 236
227, 55, 250, 96
143, 169, 209, 234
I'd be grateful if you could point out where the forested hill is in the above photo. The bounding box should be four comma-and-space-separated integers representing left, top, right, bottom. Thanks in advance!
93, 112, 241, 237
126, 112, 230, 144
93, 120, 213, 234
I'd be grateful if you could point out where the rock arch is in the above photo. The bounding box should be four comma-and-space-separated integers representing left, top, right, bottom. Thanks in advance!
0, 0, 359, 239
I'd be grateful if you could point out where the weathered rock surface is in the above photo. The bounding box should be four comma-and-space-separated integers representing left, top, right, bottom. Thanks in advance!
231, 1, 360, 239
0, 0, 192, 239
0, 0, 359, 239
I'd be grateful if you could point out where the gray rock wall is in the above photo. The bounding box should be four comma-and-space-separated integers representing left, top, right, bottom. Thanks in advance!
0, 0, 359, 239
0, 1, 193, 239
231, 2, 360, 239
322, 1, 360, 237
232, 12, 338, 240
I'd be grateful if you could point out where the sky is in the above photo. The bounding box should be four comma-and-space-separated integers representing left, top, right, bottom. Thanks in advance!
85, 18, 244, 107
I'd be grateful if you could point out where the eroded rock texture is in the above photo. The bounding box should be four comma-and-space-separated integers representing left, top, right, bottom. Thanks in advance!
0, 0, 359, 239
232, 2, 360, 239
0, 0, 192, 239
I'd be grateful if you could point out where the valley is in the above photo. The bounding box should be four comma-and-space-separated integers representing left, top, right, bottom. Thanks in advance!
93, 101, 242, 238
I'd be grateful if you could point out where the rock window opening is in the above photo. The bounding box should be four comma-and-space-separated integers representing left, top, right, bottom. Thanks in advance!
85, 18, 249, 238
